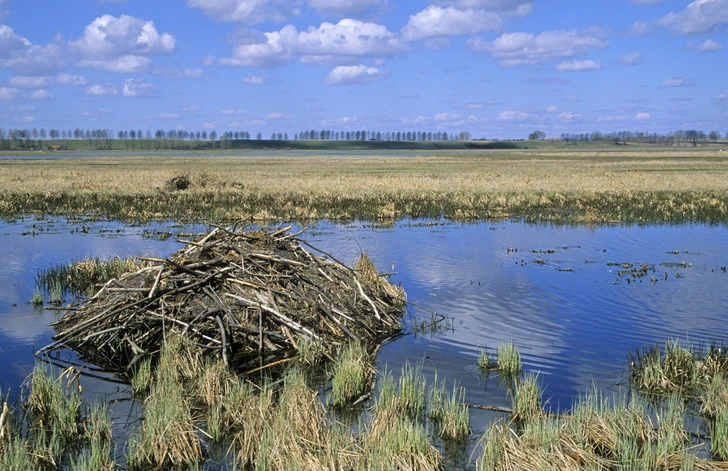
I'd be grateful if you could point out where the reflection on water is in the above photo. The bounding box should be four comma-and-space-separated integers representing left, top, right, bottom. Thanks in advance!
1, 217, 727, 458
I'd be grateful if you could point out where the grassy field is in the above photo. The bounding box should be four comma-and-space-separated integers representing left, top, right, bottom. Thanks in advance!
1, 145, 727, 223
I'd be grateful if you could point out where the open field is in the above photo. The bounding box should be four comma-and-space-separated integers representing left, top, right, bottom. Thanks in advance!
1, 147, 728, 223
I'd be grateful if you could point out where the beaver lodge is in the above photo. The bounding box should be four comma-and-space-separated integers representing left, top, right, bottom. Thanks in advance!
42, 225, 405, 373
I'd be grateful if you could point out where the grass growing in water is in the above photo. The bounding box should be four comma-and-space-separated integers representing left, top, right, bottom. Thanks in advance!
497, 341, 523, 377
330, 341, 373, 408
427, 375, 469, 440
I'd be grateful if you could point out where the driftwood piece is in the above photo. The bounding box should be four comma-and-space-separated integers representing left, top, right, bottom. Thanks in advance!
40, 226, 406, 373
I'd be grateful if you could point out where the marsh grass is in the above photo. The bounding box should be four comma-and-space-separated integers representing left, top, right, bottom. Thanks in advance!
37, 256, 151, 298
427, 376, 469, 440
630, 340, 728, 396
478, 347, 493, 371
3, 151, 728, 224
511, 373, 543, 423
497, 341, 523, 377
330, 341, 373, 408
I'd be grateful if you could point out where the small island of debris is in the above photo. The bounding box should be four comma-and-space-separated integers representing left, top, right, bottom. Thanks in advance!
42, 225, 405, 373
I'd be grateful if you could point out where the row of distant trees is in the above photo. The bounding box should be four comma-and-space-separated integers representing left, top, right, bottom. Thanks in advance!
536, 129, 724, 146
0, 127, 474, 151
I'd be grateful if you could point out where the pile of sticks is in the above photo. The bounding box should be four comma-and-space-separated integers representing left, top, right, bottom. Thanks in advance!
42, 226, 405, 373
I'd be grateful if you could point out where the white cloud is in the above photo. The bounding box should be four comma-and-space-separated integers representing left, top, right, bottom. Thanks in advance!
0, 86, 19, 100
566, 95, 580, 102
70, 14, 175, 73
243, 119, 266, 126
202, 121, 217, 129
78, 55, 151, 73
7, 76, 52, 88
29, 89, 53, 100
658, 0, 728, 35
619, 52, 643, 66
434, 112, 460, 121
448, 0, 535, 16
0, 25, 66, 74
264, 112, 290, 119
467, 28, 609, 67
72, 14, 175, 58
15, 115, 35, 123
658, 77, 695, 88
686, 39, 724, 51
626, 21, 650, 35
187, 0, 300, 25
325, 64, 387, 84
713, 94, 728, 106
220, 19, 405, 67
498, 110, 533, 120
634, 112, 651, 120
556, 59, 601, 71
318, 115, 360, 126
180, 105, 199, 112
244, 75, 267, 85
219, 108, 246, 115
55, 74, 88, 86
401, 6, 502, 42
83, 83, 118, 96
558, 111, 582, 121
308, 0, 384, 17
545, 105, 560, 112
122, 78, 155, 97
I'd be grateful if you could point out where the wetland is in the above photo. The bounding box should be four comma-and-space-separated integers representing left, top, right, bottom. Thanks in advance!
1, 147, 728, 469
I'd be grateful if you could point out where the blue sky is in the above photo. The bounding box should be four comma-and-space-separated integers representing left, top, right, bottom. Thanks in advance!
1, 0, 727, 139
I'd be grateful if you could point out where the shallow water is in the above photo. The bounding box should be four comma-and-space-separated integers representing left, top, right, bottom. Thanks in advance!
1, 217, 727, 466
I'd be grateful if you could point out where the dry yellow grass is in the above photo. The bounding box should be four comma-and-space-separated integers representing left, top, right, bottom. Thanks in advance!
1, 150, 727, 194
1, 149, 727, 223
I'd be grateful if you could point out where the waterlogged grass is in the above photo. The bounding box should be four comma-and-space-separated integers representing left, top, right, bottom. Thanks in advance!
497, 341, 523, 377
2, 151, 728, 223
330, 341, 373, 407
0, 366, 115, 470
37, 256, 152, 298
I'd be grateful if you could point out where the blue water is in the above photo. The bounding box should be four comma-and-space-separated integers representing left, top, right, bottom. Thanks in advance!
1, 217, 727, 465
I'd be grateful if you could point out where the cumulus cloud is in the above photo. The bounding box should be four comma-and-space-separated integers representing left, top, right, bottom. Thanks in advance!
56, 74, 88, 86
619, 51, 643, 66
556, 59, 601, 71
71, 14, 175, 73
498, 110, 533, 120
219, 108, 246, 115
658, 77, 695, 88
30, 89, 53, 100
558, 111, 582, 121
308, 0, 384, 17
545, 105, 560, 112
122, 78, 155, 97
187, 0, 300, 25
244, 75, 267, 85
325, 64, 387, 84
0, 25, 66, 74
0, 86, 19, 100
434, 112, 460, 121
220, 20, 404, 67
318, 115, 360, 126
79, 55, 152, 73
685, 39, 724, 51
402, 6, 502, 42
467, 28, 609, 67
448, 0, 535, 16
264, 112, 290, 119
626, 21, 650, 35
658, 0, 728, 35
83, 83, 118, 96
7, 76, 52, 88
634, 112, 651, 120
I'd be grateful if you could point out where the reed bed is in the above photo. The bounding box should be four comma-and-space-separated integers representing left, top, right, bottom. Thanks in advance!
37, 256, 151, 298
330, 341, 374, 407
0, 366, 116, 470
41, 226, 405, 373
1, 151, 727, 224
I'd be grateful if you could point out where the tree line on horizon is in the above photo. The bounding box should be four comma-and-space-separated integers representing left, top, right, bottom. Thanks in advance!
0, 126, 725, 151
529, 129, 724, 146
